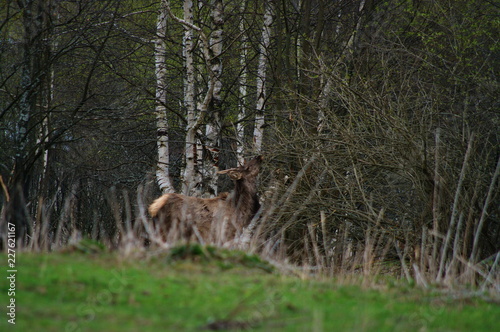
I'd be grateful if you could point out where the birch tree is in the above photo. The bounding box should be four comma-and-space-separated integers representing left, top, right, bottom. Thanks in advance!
154, 0, 175, 194
180, 0, 199, 195
163, 1, 215, 196
253, 1, 273, 155
236, 1, 249, 165
203, 0, 224, 196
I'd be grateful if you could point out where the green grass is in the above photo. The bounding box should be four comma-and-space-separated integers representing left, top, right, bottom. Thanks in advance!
1, 245, 498, 331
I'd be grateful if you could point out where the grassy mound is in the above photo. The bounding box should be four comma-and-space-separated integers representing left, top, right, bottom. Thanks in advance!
167, 243, 274, 273
0, 246, 498, 331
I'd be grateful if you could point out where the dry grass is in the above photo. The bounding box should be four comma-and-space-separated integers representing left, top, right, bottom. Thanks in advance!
1, 151, 498, 295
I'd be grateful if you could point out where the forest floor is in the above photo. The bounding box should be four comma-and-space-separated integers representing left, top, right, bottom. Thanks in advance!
1, 242, 499, 331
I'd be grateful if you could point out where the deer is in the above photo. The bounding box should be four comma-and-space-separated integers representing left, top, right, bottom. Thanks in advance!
148, 156, 263, 244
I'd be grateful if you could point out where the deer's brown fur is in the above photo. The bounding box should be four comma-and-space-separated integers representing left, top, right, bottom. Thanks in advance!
149, 156, 262, 243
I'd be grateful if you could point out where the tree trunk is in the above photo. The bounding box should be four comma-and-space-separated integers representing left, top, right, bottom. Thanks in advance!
203, 0, 224, 196
5, 0, 53, 245
164, 1, 215, 196
344, 0, 366, 61
253, 1, 273, 155
236, 1, 248, 165
154, 0, 175, 194
181, 0, 199, 196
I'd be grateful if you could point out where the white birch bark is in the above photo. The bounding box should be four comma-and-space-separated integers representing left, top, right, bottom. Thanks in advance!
203, 0, 224, 196
195, 51, 205, 195
154, 0, 175, 193
164, 1, 215, 196
181, 0, 199, 195
36, 59, 52, 197
236, 1, 248, 165
253, 1, 273, 154
36, 0, 56, 197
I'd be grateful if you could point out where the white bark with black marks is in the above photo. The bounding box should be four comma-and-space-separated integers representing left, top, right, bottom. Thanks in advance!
154, 0, 174, 193
253, 2, 273, 154
236, 1, 249, 165
203, 0, 224, 196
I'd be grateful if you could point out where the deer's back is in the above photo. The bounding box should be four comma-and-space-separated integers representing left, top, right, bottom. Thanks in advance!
149, 192, 232, 240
